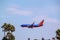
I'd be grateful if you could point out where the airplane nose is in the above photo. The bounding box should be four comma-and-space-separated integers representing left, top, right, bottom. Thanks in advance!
21, 25, 22, 26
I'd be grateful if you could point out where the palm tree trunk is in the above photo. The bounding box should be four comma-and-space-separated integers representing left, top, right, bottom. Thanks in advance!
4, 31, 5, 37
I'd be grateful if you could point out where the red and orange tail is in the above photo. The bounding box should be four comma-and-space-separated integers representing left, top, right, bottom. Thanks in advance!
38, 19, 44, 26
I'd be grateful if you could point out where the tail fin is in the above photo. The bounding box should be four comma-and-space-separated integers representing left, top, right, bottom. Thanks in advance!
38, 19, 44, 26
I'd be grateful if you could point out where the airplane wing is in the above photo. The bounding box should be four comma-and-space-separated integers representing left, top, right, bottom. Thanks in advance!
28, 22, 34, 28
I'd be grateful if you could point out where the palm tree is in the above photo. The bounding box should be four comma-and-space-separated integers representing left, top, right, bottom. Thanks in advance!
1, 23, 15, 40
1, 23, 8, 37
1, 23, 15, 32
56, 29, 60, 40
7, 24, 15, 33
41, 37, 45, 40
6, 32, 15, 40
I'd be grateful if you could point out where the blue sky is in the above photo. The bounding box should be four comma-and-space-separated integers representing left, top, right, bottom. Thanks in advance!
0, 0, 60, 40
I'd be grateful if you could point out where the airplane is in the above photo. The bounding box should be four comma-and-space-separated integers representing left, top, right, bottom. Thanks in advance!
21, 19, 44, 28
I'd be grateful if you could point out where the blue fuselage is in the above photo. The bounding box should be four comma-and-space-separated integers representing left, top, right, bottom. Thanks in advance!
21, 24, 39, 27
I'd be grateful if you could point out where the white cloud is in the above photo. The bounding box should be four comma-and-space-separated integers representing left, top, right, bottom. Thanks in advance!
45, 18, 59, 23
6, 5, 32, 16
31, 6, 59, 23
32, 16, 44, 21
32, 16, 59, 24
